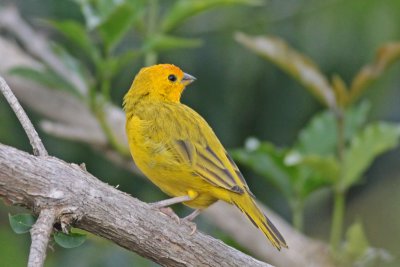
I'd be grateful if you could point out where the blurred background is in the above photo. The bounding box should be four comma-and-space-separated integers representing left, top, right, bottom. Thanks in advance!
0, 0, 399, 266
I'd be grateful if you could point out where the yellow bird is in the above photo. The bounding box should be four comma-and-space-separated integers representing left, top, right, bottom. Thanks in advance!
123, 64, 287, 250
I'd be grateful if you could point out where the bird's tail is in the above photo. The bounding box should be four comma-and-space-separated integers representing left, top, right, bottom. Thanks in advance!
231, 193, 288, 250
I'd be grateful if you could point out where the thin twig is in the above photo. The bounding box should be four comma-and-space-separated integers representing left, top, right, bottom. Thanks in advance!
331, 107, 346, 251
0, 76, 48, 156
28, 209, 57, 267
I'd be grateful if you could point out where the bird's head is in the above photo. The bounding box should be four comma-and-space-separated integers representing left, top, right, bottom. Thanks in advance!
125, 64, 196, 103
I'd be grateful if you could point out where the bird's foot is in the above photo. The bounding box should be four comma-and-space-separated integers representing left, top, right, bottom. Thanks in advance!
181, 209, 201, 235
182, 220, 197, 235
152, 206, 180, 224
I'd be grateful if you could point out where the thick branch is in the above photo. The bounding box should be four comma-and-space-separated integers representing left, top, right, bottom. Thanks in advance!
28, 209, 56, 267
0, 76, 48, 156
0, 144, 272, 267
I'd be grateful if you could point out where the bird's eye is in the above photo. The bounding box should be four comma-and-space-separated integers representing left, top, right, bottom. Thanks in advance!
168, 74, 177, 82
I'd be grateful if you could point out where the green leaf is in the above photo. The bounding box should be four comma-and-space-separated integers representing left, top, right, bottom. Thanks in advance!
341, 122, 400, 190
286, 153, 339, 196
75, 0, 145, 30
343, 101, 370, 141
50, 42, 91, 83
232, 140, 292, 197
8, 214, 36, 234
49, 20, 91, 52
97, 3, 141, 52
143, 34, 202, 52
54, 232, 86, 248
300, 155, 339, 181
9, 67, 82, 98
296, 110, 336, 156
162, 0, 262, 33
49, 20, 100, 63
235, 32, 336, 109
295, 101, 370, 156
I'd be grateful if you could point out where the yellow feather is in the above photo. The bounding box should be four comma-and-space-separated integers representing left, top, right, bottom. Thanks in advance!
124, 64, 287, 250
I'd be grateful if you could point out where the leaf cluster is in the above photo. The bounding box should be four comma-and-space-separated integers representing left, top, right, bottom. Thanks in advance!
8, 213, 86, 249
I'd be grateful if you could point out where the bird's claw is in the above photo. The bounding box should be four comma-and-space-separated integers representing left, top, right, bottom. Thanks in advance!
151, 204, 198, 234
181, 218, 197, 235
187, 221, 197, 235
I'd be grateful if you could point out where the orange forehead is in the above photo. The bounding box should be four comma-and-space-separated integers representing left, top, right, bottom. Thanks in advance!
142, 64, 184, 76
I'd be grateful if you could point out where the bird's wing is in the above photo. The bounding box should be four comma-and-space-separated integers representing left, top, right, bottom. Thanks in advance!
170, 139, 251, 195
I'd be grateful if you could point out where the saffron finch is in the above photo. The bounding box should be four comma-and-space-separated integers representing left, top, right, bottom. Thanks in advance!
123, 64, 287, 250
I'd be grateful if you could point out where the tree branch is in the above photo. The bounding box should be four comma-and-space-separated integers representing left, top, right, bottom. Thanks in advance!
28, 208, 56, 267
0, 76, 48, 156
0, 143, 273, 267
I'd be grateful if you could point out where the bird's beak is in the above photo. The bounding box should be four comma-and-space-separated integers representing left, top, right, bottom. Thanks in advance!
181, 73, 196, 85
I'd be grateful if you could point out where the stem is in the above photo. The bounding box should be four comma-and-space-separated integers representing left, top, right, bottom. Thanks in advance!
330, 189, 345, 251
292, 199, 304, 232
100, 78, 111, 101
100, 41, 112, 100
144, 0, 158, 66
330, 108, 346, 252
336, 109, 345, 162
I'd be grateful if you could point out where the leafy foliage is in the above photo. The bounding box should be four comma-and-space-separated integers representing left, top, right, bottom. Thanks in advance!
54, 232, 87, 249
9, 67, 81, 98
235, 32, 400, 260
9, 0, 260, 155
8, 213, 36, 234
232, 140, 293, 197
235, 32, 336, 109
143, 34, 203, 52
295, 101, 370, 156
11, 0, 261, 106
96, 2, 141, 52
233, 101, 376, 204
8, 213, 86, 249
341, 122, 400, 190
161, 0, 262, 32
49, 20, 96, 58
